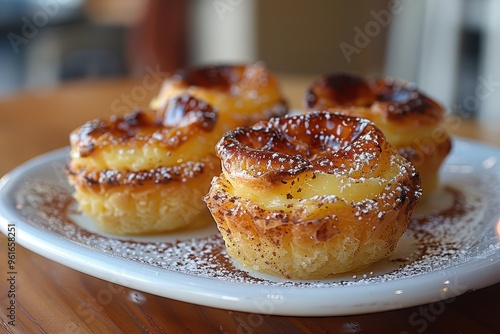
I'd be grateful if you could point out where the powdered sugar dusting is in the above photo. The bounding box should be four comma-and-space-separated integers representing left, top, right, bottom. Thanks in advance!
15, 173, 500, 287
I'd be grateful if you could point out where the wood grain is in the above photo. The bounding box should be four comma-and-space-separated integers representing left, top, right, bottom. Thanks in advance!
0, 76, 499, 333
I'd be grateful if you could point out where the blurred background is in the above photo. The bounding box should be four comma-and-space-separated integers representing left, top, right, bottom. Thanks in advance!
0, 0, 499, 121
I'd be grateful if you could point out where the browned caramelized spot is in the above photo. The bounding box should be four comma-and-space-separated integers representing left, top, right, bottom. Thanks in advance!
306, 72, 445, 123
70, 95, 218, 157
306, 72, 374, 107
68, 160, 207, 188
217, 112, 386, 182
370, 79, 444, 121
157, 94, 217, 129
173, 65, 246, 92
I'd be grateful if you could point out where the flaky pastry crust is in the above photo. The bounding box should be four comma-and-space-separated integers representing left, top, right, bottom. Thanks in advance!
204, 112, 422, 279
67, 95, 220, 234
305, 72, 451, 197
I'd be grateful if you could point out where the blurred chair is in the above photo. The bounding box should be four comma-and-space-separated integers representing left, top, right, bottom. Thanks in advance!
124, 0, 188, 74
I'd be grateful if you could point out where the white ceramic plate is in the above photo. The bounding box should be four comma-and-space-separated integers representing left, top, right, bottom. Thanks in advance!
1, 137, 500, 316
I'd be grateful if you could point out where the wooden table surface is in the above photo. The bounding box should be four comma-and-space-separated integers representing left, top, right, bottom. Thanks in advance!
0, 75, 499, 333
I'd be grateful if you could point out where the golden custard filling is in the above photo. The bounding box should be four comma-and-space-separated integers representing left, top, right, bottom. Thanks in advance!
304, 72, 451, 199
152, 85, 282, 117
70, 130, 220, 172
149, 63, 287, 126
69, 95, 220, 172
215, 112, 417, 211
223, 169, 391, 211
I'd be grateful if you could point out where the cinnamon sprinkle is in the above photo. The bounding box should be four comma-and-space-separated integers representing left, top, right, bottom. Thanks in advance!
15, 179, 499, 287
